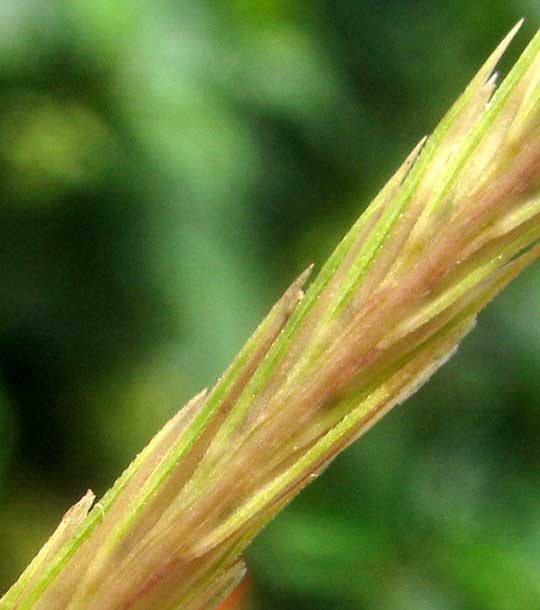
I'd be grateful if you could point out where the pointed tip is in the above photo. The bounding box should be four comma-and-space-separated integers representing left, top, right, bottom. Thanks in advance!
508, 17, 525, 37
85, 488, 95, 500
301, 263, 315, 281
184, 388, 208, 409
81, 489, 96, 509
177, 388, 208, 422
194, 388, 209, 402
501, 18, 524, 52
473, 20, 523, 88
297, 263, 315, 287
407, 135, 428, 165
64, 489, 95, 521
383, 134, 428, 193
283, 264, 314, 314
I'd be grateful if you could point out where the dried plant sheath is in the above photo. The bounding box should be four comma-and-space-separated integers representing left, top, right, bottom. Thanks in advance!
3, 22, 540, 610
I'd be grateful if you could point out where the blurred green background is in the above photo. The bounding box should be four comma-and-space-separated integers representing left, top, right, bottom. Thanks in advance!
0, 2, 539, 609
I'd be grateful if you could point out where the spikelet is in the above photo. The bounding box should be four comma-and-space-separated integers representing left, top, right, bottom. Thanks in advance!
3, 22, 540, 610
